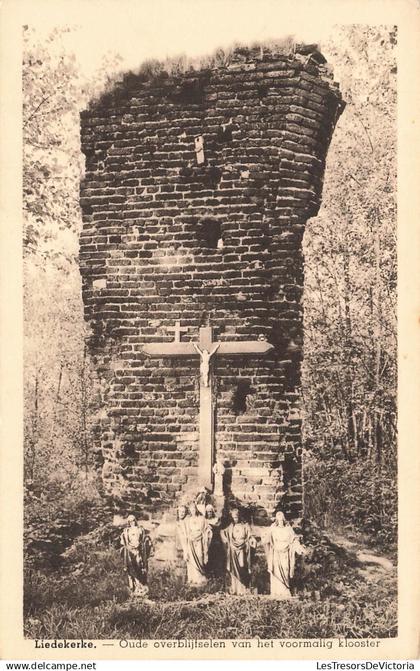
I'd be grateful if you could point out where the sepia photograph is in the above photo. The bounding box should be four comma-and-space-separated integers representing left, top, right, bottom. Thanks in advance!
1, 0, 419, 662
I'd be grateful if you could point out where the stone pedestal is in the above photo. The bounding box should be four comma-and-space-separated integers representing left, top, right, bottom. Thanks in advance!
213, 494, 226, 517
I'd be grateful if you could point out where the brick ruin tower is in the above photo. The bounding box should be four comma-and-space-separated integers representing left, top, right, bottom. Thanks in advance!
79, 43, 344, 532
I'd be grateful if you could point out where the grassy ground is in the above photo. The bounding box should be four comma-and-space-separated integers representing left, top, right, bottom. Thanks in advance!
24, 528, 397, 640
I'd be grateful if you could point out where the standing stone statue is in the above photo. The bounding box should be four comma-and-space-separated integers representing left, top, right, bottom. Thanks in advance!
195, 486, 211, 516
120, 514, 153, 597
182, 502, 212, 585
193, 342, 220, 387
220, 507, 257, 595
204, 503, 219, 528
205, 503, 223, 576
264, 511, 306, 599
212, 460, 225, 496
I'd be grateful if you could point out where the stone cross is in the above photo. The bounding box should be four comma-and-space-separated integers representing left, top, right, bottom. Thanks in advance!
167, 321, 188, 342
142, 324, 274, 490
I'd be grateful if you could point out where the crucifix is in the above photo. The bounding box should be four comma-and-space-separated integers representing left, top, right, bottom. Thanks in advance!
142, 321, 274, 491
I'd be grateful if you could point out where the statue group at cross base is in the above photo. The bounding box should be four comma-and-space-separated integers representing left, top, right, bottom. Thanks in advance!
176, 502, 306, 598
121, 495, 307, 600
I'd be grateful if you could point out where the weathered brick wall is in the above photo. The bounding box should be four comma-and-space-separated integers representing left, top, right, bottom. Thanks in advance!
79, 45, 343, 523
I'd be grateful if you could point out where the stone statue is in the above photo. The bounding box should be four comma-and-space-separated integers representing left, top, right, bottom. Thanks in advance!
120, 514, 153, 597
195, 486, 210, 516
220, 507, 257, 595
212, 460, 225, 496
263, 511, 306, 599
205, 503, 223, 576
204, 503, 220, 528
181, 502, 213, 585
193, 343, 220, 387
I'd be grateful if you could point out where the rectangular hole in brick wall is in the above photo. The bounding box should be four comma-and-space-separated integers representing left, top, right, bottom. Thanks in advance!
233, 379, 253, 415
201, 219, 223, 249
217, 123, 233, 143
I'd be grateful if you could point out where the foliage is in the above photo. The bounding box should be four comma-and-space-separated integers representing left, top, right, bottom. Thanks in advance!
24, 480, 111, 569
23, 25, 123, 261
24, 262, 94, 483
302, 26, 397, 545
23, 27, 123, 562
91, 37, 297, 106
23, 26, 82, 260
304, 454, 397, 551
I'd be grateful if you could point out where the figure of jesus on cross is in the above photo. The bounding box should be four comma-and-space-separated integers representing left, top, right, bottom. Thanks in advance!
192, 342, 220, 387
142, 322, 273, 490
